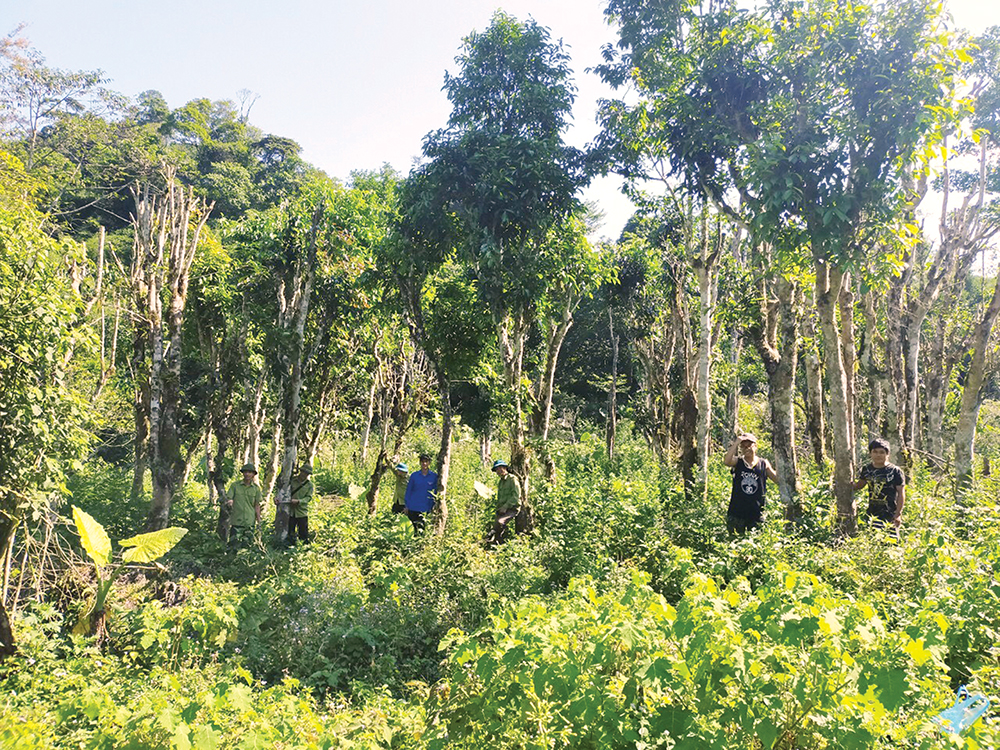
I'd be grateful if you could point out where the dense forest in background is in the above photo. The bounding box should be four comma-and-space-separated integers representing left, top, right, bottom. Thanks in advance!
3, 0, 1000, 747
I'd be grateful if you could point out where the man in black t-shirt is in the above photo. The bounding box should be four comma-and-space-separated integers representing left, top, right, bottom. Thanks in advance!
853, 438, 906, 533
723, 432, 779, 536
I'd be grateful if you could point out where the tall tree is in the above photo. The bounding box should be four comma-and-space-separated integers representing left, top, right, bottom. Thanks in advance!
421, 11, 589, 522
0, 150, 90, 655
598, 0, 961, 533
133, 169, 213, 530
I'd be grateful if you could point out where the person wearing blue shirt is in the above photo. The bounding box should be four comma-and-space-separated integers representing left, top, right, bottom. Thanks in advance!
404, 453, 437, 533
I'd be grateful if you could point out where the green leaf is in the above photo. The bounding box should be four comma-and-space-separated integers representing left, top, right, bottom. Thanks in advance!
119, 527, 188, 564
193, 725, 219, 749
72, 506, 111, 567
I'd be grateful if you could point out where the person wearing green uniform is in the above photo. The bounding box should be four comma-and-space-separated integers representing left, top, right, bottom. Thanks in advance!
487, 459, 520, 546
287, 464, 313, 545
226, 463, 263, 548
391, 462, 408, 514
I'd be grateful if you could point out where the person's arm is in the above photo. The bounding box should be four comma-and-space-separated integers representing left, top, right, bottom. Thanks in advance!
723, 438, 740, 468
764, 459, 778, 483
404, 474, 415, 507
893, 485, 905, 527
852, 469, 868, 491
225, 483, 235, 506
254, 488, 263, 523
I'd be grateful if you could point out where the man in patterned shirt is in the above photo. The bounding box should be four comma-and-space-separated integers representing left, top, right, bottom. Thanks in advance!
853, 438, 906, 534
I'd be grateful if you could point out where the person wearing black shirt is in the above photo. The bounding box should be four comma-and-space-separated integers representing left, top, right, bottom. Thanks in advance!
723, 432, 778, 536
853, 437, 906, 533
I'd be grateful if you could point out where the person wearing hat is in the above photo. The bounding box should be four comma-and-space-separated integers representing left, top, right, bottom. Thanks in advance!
286, 464, 314, 545
487, 459, 521, 545
403, 453, 437, 533
226, 463, 264, 548
723, 433, 777, 536
391, 462, 409, 514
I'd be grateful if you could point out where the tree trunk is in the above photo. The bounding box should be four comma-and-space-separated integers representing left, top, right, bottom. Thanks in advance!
954, 270, 1000, 494
0, 514, 17, 658
815, 265, 856, 535
498, 310, 533, 531
359, 359, 380, 464
263, 416, 282, 502
606, 308, 619, 462
692, 216, 722, 499
480, 430, 491, 468
725, 327, 742, 438
802, 310, 827, 468
837, 279, 857, 464
753, 276, 801, 519
272, 204, 322, 545
136, 174, 213, 531
434, 378, 453, 535
130, 322, 150, 505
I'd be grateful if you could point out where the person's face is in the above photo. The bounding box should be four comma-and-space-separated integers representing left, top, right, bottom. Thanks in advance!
870, 447, 889, 467
241, 470, 256, 483
396, 469, 407, 479
739, 439, 756, 457
495, 466, 508, 478
420, 457, 430, 472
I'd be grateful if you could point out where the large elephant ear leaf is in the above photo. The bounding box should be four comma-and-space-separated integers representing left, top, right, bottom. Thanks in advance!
72, 506, 112, 567
119, 527, 188, 564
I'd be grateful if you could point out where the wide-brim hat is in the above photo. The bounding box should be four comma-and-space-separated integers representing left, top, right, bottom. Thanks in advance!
492, 459, 509, 472
394, 462, 408, 473
240, 463, 258, 474
737, 433, 757, 445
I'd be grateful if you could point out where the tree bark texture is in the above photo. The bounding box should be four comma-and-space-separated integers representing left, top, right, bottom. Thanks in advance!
272, 202, 323, 545
752, 275, 801, 518
815, 264, 857, 534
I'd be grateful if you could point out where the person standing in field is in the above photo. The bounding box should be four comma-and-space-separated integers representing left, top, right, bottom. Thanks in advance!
723, 433, 778, 536
227, 463, 263, 548
392, 462, 408, 514
286, 464, 313, 545
486, 459, 521, 546
404, 453, 437, 533
853, 438, 906, 534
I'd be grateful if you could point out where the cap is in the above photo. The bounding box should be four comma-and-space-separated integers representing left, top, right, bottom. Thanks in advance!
492, 459, 509, 472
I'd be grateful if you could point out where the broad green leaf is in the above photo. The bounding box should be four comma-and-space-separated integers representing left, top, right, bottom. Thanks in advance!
119, 527, 188, 564
473, 480, 494, 498
193, 725, 219, 749
72, 506, 111, 567
227, 684, 252, 713
348, 483, 366, 501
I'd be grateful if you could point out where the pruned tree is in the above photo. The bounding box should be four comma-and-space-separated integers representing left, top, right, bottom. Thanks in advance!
131, 168, 213, 531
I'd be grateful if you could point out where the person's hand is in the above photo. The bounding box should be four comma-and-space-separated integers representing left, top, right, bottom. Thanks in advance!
291, 498, 299, 505
226, 498, 233, 507
892, 515, 902, 529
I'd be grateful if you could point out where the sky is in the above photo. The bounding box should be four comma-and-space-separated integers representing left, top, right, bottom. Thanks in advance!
4, 0, 1000, 241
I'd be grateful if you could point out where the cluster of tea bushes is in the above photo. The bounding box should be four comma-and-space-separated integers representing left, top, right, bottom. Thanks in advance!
2, 435, 997, 748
